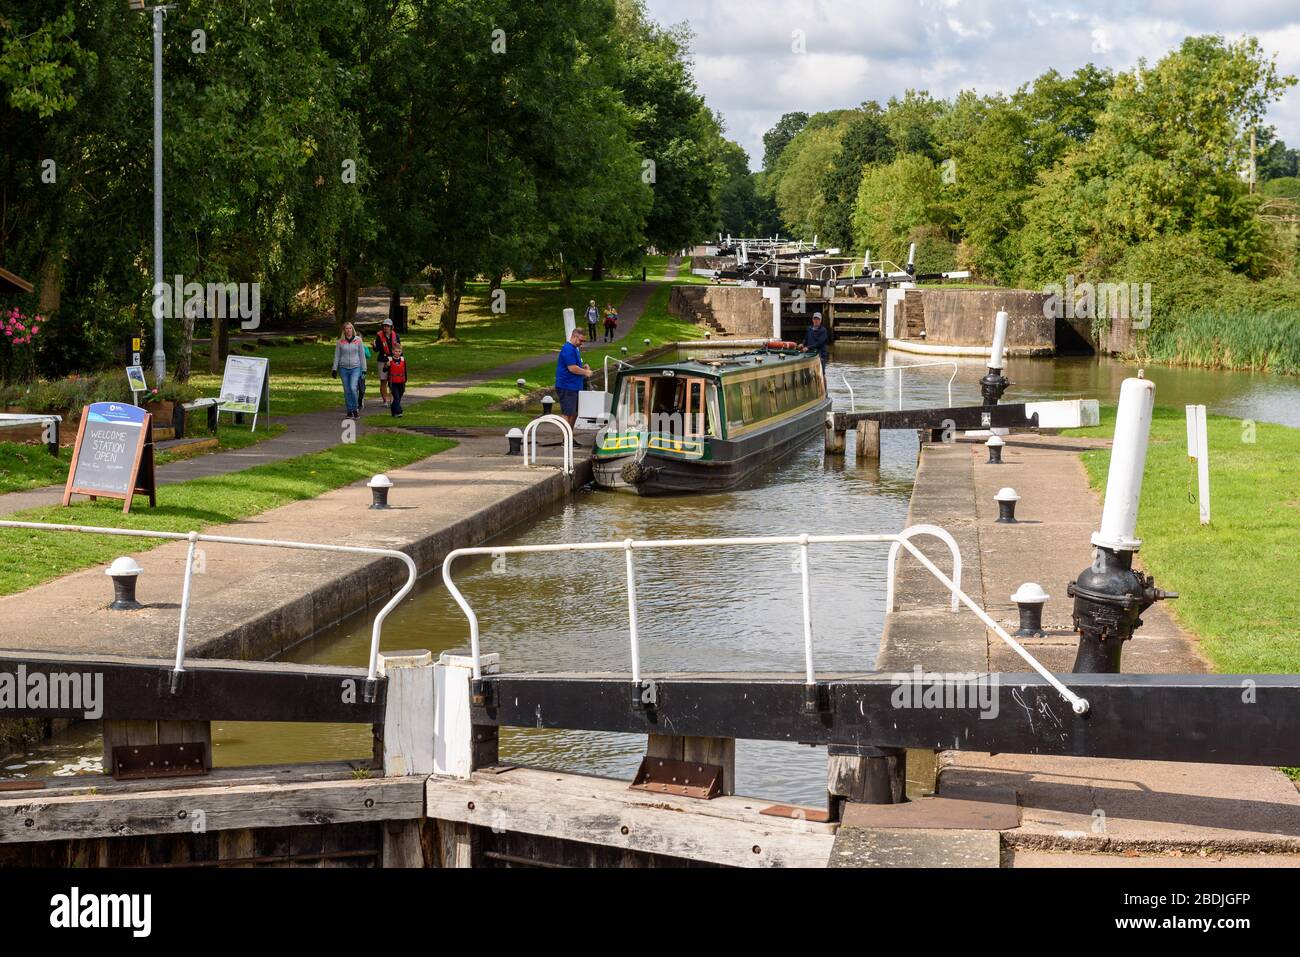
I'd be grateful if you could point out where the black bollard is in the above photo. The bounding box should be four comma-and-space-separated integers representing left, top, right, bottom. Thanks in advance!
986, 434, 1004, 464
994, 487, 1020, 523
105, 557, 144, 610
1011, 583, 1049, 638
367, 474, 392, 509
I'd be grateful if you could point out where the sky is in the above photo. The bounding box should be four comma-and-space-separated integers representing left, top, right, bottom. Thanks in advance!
641, 0, 1300, 169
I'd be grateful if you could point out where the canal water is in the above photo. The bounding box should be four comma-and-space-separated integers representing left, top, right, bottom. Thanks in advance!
7, 348, 1300, 806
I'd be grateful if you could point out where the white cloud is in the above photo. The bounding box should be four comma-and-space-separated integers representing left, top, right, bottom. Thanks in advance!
644, 0, 1300, 168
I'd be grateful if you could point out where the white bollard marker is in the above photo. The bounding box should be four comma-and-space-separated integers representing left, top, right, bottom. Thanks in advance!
1094, 377, 1156, 551
562, 307, 575, 338
990, 310, 1009, 372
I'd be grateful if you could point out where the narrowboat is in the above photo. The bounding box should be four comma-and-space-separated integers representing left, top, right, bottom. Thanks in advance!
591, 342, 830, 495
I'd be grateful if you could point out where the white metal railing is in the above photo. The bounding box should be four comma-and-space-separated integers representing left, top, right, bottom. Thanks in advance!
842, 361, 958, 412
440, 525, 1088, 715
0, 520, 416, 699
0, 413, 61, 456
603, 354, 634, 385
522, 414, 574, 475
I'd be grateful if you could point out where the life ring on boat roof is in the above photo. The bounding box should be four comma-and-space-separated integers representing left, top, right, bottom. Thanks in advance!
765, 339, 798, 350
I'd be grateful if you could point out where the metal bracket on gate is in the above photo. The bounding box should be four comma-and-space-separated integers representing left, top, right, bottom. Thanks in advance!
111, 743, 208, 781
629, 756, 724, 800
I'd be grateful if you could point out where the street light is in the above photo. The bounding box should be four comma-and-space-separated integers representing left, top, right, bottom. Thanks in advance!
129, 2, 174, 385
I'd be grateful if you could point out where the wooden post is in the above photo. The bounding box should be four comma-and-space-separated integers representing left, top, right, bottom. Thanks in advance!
381, 820, 429, 868
433, 650, 499, 779
827, 747, 906, 819
646, 734, 736, 795
905, 748, 939, 800
378, 650, 434, 777
855, 419, 880, 462
824, 415, 845, 455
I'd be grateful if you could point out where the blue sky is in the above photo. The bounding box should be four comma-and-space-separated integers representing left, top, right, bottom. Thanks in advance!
642, 0, 1300, 169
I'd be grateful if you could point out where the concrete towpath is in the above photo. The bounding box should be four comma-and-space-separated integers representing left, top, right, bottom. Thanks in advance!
0, 260, 679, 519
854, 432, 1300, 866
0, 434, 585, 662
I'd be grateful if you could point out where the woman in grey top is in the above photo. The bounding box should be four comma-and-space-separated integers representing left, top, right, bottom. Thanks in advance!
332, 321, 368, 418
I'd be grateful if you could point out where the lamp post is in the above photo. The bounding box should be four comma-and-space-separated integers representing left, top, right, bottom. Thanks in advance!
130, 1, 172, 385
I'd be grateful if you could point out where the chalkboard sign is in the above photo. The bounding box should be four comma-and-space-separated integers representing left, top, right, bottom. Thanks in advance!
62, 402, 157, 513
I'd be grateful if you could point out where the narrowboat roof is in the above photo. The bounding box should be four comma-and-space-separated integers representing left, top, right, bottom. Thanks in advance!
619, 348, 816, 380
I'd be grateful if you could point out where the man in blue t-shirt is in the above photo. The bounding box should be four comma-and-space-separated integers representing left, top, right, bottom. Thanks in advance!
555, 328, 593, 438
799, 311, 830, 373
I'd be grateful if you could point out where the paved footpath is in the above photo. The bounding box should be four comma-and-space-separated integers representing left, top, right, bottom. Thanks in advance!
862, 433, 1300, 866
0, 262, 680, 660
0, 433, 582, 661
0, 261, 677, 519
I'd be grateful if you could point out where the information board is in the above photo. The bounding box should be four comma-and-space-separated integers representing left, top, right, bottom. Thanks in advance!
63, 402, 156, 513
217, 354, 270, 430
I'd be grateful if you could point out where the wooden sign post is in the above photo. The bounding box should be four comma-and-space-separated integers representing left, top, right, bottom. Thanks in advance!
63, 402, 157, 514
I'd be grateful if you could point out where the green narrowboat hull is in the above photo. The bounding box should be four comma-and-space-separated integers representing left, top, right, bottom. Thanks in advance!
592, 396, 830, 495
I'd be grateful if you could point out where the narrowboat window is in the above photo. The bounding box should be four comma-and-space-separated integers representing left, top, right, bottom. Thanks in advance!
707, 384, 721, 436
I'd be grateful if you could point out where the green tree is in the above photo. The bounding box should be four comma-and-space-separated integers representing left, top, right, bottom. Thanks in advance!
771, 124, 842, 240
815, 102, 893, 249
1018, 35, 1295, 285
761, 111, 808, 171
851, 153, 952, 266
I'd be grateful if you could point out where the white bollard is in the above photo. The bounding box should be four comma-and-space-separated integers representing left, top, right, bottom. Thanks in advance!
1094, 377, 1156, 551
562, 308, 575, 338
1186, 404, 1210, 525
990, 310, 1009, 371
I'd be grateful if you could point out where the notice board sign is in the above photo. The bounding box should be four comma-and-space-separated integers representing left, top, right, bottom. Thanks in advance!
218, 355, 269, 430
126, 365, 147, 395
62, 402, 157, 514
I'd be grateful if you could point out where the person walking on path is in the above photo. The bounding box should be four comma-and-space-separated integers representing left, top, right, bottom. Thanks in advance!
555, 328, 593, 443
386, 343, 408, 417
603, 302, 619, 342
799, 311, 830, 374
374, 318, 401, 407
585, 299, 600, 340
332, 321, 368, 418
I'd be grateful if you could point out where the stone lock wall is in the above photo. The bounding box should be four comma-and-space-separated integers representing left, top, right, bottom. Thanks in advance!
668, 285, 774, 337
907, 289, 1055, 355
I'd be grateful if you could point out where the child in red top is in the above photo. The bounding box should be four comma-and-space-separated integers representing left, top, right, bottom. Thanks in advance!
387, 344, 408, 417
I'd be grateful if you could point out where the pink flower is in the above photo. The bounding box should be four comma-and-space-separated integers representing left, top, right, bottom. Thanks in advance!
30, 326, 39, 335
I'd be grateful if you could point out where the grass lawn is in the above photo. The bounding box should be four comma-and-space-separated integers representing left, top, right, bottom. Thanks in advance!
378, 283, 704, 428
0, 430, 453, 595
0, 421, 284, 494
1074, 405, 1300, 675
644, 254, 710, 285
187, 278, 655, 416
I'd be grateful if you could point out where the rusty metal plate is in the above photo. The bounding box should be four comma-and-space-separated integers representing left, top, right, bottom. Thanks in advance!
112, 742, 208, 780
629, 756, 723, 800
759, 804, 834, 824
0, 780, 45, 792
840, 785, 1019, 830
